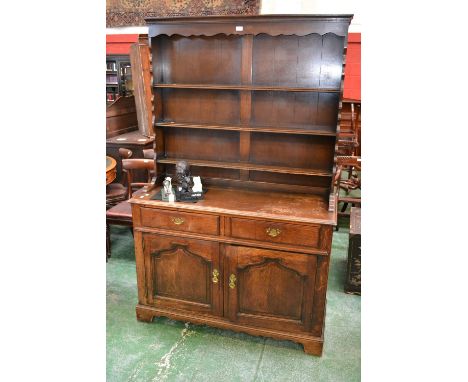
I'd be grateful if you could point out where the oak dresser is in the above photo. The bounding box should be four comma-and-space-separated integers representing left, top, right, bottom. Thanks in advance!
130, 14, 353, 356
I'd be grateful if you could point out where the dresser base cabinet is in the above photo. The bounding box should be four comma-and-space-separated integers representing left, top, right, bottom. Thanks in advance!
131, 187, 335, 356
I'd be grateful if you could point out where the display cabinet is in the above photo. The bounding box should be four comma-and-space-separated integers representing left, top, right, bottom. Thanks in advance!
130, 15, 352, 356
106, 55, 133, 104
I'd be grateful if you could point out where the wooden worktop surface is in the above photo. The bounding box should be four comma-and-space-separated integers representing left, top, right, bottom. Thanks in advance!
130, 186, 336, 225
106, 130, 154, 145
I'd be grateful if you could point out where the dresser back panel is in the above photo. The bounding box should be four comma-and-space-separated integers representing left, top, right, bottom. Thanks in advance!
251, 91, 339, 129
164, 164, 241, 181
252, 33, 344, 89
155, 35, 242, 85
248, 171, 331, 189
164, 128, 240, 162
160, 88, 241, 125
249, 133, 335, 171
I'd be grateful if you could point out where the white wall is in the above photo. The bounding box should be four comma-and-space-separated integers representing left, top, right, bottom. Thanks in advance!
106, 26, 148, 34
261, 0, 361, 33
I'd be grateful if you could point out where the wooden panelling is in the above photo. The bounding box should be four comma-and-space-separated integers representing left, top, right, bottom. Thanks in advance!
249, 133, 335, 171
225, 246, 317, 333
143, 233, 222, 315
164, 163, 241, 181
248, 171, 331, 189
157, 35, 242, 84
164, 128, 240, 162
161, 88, 241, 125
251, 91, 339, 129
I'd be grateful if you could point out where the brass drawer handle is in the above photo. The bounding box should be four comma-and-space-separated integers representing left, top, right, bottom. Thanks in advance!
229, 274, 236, 289
266, 227, 281, 237
212, 269, 219, 284
171, 217, 185, 225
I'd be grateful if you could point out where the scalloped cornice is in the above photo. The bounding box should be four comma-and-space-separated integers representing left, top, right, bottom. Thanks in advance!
147, 15, 353, 38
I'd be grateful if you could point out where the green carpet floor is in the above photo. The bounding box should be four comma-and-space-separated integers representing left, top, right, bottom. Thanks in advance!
107, 217, 360, 381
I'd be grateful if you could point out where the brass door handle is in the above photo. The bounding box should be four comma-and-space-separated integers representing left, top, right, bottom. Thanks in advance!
229, 274, 236, 289
171, 217, 185, 225
266, 227, 281, 237
212, 269, 219, 283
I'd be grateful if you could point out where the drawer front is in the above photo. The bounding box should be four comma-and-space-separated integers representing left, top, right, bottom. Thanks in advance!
140, 208, 219, 236
230, 217, 320, 248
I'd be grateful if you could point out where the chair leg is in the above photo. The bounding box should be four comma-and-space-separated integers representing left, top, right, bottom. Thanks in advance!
341, 202, 348, 213
348, 165, 353, 180
106, 225, 110, 261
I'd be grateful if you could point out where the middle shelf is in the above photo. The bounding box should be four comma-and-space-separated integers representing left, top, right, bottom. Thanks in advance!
153, 83, 341, 93
155, 121, 337, 136
156, 157, 333, 177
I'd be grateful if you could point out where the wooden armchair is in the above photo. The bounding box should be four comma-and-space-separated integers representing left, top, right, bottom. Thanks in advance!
335, 155, 361, 230
142, 148, 154, 159
106, 148, 133, 209
142, 148, 156, 179
337, 101, 360, 157
106, 157, 155, 260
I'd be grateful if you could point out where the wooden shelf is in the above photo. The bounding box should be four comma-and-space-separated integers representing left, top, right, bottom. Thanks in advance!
156, 122, 337, 136
153, 83, 340, 93
157, 157, 333, 177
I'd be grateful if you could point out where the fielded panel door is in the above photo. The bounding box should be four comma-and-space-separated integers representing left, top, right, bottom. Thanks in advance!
143, 233, 222, 316
225, 245, 317, 332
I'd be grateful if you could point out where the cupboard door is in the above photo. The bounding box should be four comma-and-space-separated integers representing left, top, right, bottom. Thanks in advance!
142, 233, 221, 316
225, 246, 317, 333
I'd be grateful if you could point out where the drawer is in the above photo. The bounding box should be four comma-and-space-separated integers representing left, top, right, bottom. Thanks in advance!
140, 208, 219, 236
229, 217, 320, 248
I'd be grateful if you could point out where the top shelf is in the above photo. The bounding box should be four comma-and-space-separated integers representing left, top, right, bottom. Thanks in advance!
153, 83, 341, 93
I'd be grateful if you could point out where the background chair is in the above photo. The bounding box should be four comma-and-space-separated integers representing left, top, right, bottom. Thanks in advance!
142, 148, 154, 159
335, 155, 361, 231
106, 148, 132, 209
106, 157, 155, 260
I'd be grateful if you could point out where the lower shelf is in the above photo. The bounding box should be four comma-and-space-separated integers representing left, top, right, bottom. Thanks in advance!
156, 121, 337, 136
157, 157, 333, 177
135, 304, 324, 356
